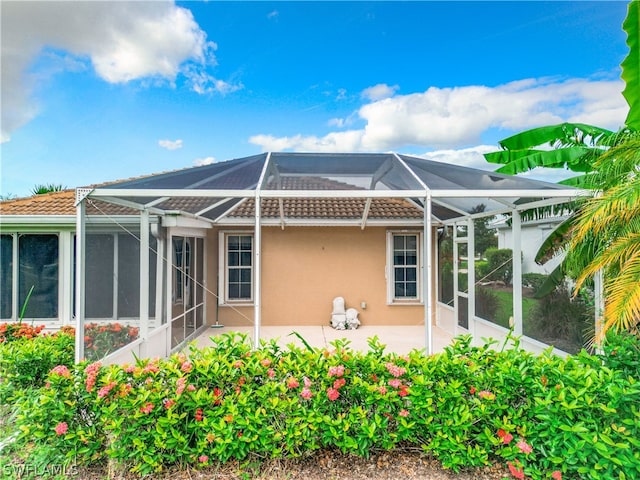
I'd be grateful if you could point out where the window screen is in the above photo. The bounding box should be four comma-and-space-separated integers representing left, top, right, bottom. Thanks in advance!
227, 235, 252, 300
18, 234, 58, 318
393, 234, 418, 299
1, 235, 13, 319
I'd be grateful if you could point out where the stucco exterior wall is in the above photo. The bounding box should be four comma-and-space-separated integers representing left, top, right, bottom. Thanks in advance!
215, 226, 428, 327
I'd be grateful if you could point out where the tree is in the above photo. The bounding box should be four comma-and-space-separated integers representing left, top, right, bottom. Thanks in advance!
31, 184, 66, 195
483, 1, 640, 340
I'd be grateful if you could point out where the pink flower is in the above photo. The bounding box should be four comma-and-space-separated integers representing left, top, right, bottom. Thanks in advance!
97, 381, 117, 399
286, 377, 300, 389
333, 378, 346, 390
50, 365, 71, 378
163, 399, 175, 409
124, 364, 136, 373
388, 379, 402, 388
478, 390, 495, 400
300, 387, 313, 400
233, 360, 243, 368
199, 455, 209, 463
328, 365, 344, 377
517, 440, 533, 454
327, 387, 340, 401
551, 471, 562, 480
176, 377, 186, 395
181, 361, 192, 373
303, 376, 312, 388
140, 402, 154, 414
267, 368, 276, 378
378, 386, 387, 395
261, 358, 272, 367
385, 362, 406, 377
187, 384, 196, 392
507, 461, 524, 480
503, 433, 514, 445
399, 409, 409, 417
54, 422, 68, 436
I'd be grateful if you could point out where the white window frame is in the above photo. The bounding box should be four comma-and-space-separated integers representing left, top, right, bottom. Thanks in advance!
386, 230, 422, 305
219, 231, 254, 305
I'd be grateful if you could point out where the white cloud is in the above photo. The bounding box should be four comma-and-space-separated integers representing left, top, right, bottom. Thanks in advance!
186, 69, 244, 96
267, 10, 279, 20
1, 1, 220, 142
361, 83, 399, 101
158, 139, 183, 150
249, 77, 627, 153
194, 156, 216, 166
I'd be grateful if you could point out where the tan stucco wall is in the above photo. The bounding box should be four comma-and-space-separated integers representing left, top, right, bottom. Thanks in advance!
214, 226, 431, 327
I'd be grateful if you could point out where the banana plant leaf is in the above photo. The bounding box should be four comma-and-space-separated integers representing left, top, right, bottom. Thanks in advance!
496, 123, 614, 151
533, 263, 566, 299
535, 216, 576, 265
492, 146, 594, 175
622, 0, 640, 130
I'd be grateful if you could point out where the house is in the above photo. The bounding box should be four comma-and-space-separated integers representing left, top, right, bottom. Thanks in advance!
0, 152, 584, 361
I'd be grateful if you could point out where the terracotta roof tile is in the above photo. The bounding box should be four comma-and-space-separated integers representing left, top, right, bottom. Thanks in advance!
0, 190, 137, 217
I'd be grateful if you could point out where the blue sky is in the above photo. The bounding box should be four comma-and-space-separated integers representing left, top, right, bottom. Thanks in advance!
0, 1, 630, 198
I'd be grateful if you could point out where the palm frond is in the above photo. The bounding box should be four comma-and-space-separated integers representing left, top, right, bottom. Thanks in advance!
600, 253, 640, 340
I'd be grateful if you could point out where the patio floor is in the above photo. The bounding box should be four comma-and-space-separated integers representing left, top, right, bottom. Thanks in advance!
192, 324, 454, 355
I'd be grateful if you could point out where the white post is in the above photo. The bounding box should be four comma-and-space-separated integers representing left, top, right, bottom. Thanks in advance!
467, 217, 476, 341
512, 210, 523, 336
594, 269, 605, 351
424, 193, 433, 355
74, 198, 86, 363
254, 193, 261, 349
140, 210, 150, 342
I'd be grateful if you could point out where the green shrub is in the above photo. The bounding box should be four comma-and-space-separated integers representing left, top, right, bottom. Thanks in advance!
2, 333, 639, 479
0, 331, 74, 403
522, 273, 548, 291
474, 286, 499, 322
484, 248, 513, 285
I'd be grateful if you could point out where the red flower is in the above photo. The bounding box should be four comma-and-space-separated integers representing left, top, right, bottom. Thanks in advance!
398, 386, 409, 397
503, 433, 514, 444
140, 402, 154, 414
469, 386, 477, 395
551, 471, 562, 480
507, 461, 524, 480
286, 377, 300, 389
195, 408, 204, 421
399, 409, 409, 417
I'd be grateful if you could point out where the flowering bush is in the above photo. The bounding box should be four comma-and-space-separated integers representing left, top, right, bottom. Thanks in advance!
2, 332, 640, 479
0, 322, 46, 343
82, 322, 139, 360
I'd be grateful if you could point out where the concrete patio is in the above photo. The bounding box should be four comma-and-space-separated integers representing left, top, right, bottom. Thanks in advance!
192, 324, 455, 355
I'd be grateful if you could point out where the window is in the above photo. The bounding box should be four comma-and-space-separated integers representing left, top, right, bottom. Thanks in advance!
222, 233, 253, 302
388, 232, 421, 303
0, 234, 60, 320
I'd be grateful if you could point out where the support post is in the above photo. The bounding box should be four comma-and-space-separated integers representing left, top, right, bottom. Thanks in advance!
74, 198, 86, 363
467, 217, 476, 341
254, 193, 262, 349
594, 269, 604, 352
424, 193, 433, 355
140, 210, 150, 343
512, 210, 523, 335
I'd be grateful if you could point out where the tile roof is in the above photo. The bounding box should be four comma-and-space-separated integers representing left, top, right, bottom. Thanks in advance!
0, 190, 138, 217
0, 176, 423, 221
229, 197, 423, 220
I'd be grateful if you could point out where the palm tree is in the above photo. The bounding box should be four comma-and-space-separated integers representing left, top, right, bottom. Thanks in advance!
483, 1, 640, 339
566, 139, 640, 339
31, 184, 66, 195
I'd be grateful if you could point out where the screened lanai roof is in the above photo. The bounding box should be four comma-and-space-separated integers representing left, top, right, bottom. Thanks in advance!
84, 152, 581, 224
